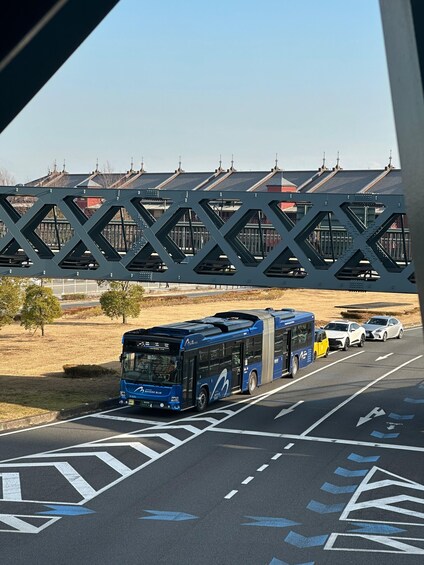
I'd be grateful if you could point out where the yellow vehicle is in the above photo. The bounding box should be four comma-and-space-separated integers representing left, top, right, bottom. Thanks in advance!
314, 328, 329, 360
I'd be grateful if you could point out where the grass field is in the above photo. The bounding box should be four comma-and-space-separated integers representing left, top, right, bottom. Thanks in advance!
0, 287, 421, 423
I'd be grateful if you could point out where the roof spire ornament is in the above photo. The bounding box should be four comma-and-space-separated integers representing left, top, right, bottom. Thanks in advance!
130, 157, 134, 172
230, 154, 235, 171
53, 159, 57, 173
322, 151, 326, 168
389, 149, 393, 167
95, 158, 99, 173
140, 156, 145, 172
62, 159, 66, 173
336, 151, 340, 168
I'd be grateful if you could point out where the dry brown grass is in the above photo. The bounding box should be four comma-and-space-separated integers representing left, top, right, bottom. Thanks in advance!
0, 288, 421, 422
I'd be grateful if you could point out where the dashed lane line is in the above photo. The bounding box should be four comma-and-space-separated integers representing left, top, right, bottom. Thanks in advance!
257, 464, 269, 472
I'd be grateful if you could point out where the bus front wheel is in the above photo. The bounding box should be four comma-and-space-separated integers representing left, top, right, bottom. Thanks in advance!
290, 356, 299, 378
247, 371, 257, 395
196, 387, 209, 412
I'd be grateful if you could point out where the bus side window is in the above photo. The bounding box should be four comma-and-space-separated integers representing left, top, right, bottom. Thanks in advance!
253, 335, 262, 362
244, 338, 253, 362
209, 344, 224, 376
198, 348, 210, 379
275, 328, 284, 356
223, 343, 232, 371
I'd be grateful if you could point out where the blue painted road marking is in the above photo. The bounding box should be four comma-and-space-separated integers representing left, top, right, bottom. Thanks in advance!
370, 430, 400, 439
140, 510, 198, 521
285, 531, 328, 548
37, 505, 95, 516
307, 500, 345, 514
243, 516, 299, 528
404, 397, 424, 404
321, 482, 358, 494
388, 412, 415, 420
348, 453, 380, 463
269, 557, 315, 565
334, 467, 369, 477
348, 522, 406, 534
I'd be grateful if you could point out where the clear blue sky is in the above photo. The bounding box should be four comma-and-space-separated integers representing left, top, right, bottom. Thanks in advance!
0, 0, 399, 182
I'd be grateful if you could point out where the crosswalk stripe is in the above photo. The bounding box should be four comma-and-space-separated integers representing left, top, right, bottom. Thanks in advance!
91, 414, 162, 425
0, 462, 96, 499
33, 452, 132, 476
93, 442, 159, 459
127, 433, 182, 447
143, 424, 200, 434
0, 473, 22, 501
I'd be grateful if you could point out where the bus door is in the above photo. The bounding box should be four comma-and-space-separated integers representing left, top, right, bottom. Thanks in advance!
282, 330, 290, 373
231, 341, 244, 390
182, 354, 196, 409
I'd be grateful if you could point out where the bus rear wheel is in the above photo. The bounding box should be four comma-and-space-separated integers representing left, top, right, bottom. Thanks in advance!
196, 387, 208, 412
247, 372, 257, 395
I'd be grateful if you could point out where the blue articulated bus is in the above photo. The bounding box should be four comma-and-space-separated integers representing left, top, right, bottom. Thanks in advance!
120, 307, 314, 412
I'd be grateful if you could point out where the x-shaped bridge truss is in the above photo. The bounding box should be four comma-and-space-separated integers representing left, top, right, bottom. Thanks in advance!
0, 185, 415, 293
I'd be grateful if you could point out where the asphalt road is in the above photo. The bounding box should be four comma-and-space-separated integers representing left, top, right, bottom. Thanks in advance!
1, 327, 424, 565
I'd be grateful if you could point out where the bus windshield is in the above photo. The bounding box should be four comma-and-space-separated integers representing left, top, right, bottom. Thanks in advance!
122, 352, 179, 385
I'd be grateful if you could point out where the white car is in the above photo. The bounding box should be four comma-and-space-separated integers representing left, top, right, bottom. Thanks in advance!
362, 316, 404, 341
323, 320, 366, 350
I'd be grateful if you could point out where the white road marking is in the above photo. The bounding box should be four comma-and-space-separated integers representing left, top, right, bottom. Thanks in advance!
0, 462, 96, 499
376, 353, 394, 362
0, 473, 22, 501
0, 405, 127, 437
127, 433, 182, 447
209, 427, 424, 453
143, 424, 200, 434
300, 355, 422, 437
274, 400, 304, 420
357, 407, 386, 427
88, 441, 159, 459
340, 466, 424, 525
0, 514, 60, 534
271, 453, 282, 460
325, 533, 424, 554
33, 452, 132, 476
91, 414, 162, 425
183, 417, 219, 425
224, 490, 238, 499
242, 476, 254, 485
257, 464, 269, 472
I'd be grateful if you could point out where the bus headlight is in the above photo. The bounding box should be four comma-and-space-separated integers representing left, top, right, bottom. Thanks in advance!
170, 396, 179, 402
120, 391, 126, 398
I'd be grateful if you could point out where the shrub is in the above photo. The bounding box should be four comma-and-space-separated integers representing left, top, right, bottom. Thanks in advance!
340, 310, 368, 321
63, 364, 119, 378
61, 293, 87, 301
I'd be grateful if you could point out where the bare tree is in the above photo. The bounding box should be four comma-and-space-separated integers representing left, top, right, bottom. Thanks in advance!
0, 167, 15, 186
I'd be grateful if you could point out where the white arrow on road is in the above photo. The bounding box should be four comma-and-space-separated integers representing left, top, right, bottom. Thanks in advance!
376, 353, 393, 362
356, 406, 386, 427
274, 400, 304, 419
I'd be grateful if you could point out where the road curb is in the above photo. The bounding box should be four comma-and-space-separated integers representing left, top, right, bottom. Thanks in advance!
0, 398, 119, 432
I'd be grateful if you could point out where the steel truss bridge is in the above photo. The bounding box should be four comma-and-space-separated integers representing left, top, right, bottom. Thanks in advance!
0, 185, 415, 293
